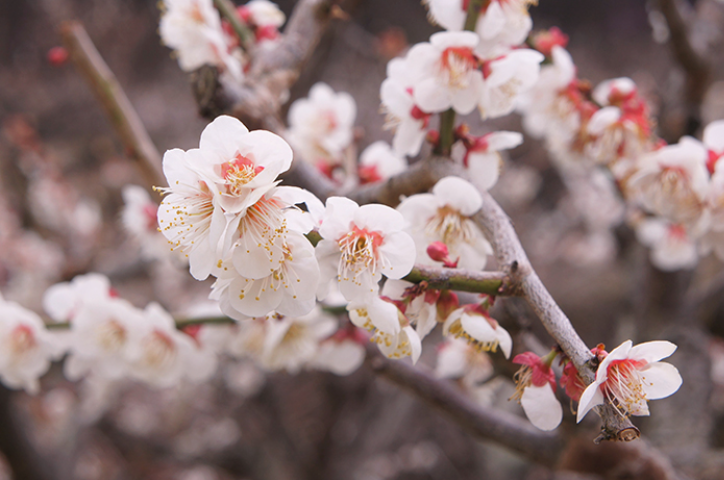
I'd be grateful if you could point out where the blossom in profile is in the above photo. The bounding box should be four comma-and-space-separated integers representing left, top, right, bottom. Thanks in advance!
348, 297, 421, 363
397, 176, 492, 271
287, 83, 356, 173
160, 0, 243, 80
442, 303, 512, 359
358, 141, 407, 184
407, 31, 484, 115
259, 309, 337, 373
455, 131, 523, 191
121, 185, 171, 261
0, 294, 61, 394
316, 197, 416, 301
510, 351, 563, 431
380, 57, 431, 157
577, 340, 682, 422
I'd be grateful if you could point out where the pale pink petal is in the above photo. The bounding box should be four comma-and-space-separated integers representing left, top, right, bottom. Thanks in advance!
576, 383, 605, 423
628, 340, 677, 364
640, 362, 683, 400
704, 120, 724, 152
432, 176, 483, 215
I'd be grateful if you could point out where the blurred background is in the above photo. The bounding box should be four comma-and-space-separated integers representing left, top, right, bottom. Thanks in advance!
2, 0, 724, 479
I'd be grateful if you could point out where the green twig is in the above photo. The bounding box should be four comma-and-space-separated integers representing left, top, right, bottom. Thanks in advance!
213, 0, 254, 51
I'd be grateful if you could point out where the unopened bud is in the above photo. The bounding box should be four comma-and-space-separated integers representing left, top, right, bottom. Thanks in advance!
531, 27, 569, 57
47, 47, 69, 67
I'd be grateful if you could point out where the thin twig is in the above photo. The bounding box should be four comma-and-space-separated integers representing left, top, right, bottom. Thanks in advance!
59, 21, 165, 188
365, 345, 563, 466
213, 0, 254, 51
403, 265, 517, 296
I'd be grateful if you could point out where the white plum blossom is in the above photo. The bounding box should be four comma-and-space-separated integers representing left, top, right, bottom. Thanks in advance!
425, 0, 534, 58
380, 57, 431, 157
160, 0, 243, 80
382, 279, 439, 340
121, 185, 170, 261
316, 197, 416, 301
455, 131, 523, 191
63, 297, 145, 381
43, 273, 113, 323
0, 294, 61, 394
348, 297, 421, 363
397, 176, 492, 270
479, 49, 544, 120
243, 0, 285, 28
127, 303, 218, 388
358, 141, 408, 184
210, 229, 320, 319
510, 352, 563, 431
442, 305, 512, 359
577, 340, 682, 422
259, 309, 337, 373
636, 218, 698, 271
309, 332, 366, 375
408, 31, 484, 115
157, 116, 292, 280
517, 46, 578, 142
287, 83, 356, 172
435, 337, 493, 388
628, 139, 710, 229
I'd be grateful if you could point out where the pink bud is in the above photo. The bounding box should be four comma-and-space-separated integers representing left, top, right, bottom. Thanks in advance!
427, 241, 450, 263
47, 47, 69, 67
532, 27, 569, 57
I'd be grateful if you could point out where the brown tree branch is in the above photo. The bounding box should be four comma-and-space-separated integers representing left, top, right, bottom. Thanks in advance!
655, 0, 711, 135
365, 346, 564, 467
59, 21, 165, 188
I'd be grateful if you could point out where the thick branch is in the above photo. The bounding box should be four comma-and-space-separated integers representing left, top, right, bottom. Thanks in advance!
59, 21, 165, 188
365, 346, 563, 466
656, 0, 710, 134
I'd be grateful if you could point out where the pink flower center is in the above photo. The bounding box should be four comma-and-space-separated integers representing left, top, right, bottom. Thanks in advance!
10, 325, 36, 356
222, 153, 264, 195
602, 358, 648, 417
440, 47, 477, 88
337, 225, 385, 282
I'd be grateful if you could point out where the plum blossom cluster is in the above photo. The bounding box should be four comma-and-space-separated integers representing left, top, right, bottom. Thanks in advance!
507, 341, 682, 431
517, 27, 724, 271
159, 0, 285, 82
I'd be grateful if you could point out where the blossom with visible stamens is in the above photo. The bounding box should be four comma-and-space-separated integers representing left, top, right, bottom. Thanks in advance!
63, 297, 145, 382
510, 351, 562, 431
316, 197, 416, 302
628, 139, 710, 229
348, 296, 422, 363
211, 230, 320, 318
577, 340, 682, 422
407, 31, 484, 115
156, 116, 292, 280
397, 176, 492, 271
442, 303, 512, 359
0, 294, 61, 394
